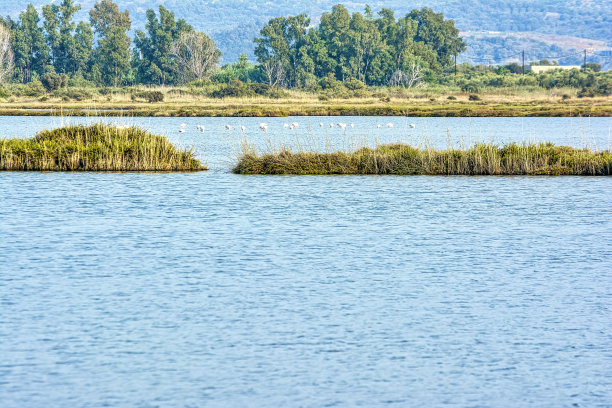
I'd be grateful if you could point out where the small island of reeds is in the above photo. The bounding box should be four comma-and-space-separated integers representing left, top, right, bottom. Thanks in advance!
233, 143, 611, 176
0, 123, 205, 172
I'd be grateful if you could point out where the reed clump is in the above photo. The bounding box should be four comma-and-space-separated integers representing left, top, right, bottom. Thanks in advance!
233, 143, 611, 176
0, 123, 205, 171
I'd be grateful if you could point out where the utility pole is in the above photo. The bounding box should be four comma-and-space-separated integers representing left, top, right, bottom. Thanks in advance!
522, 50, 525, 75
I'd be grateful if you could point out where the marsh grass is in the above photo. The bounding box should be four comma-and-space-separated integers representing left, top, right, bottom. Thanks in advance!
233, 142, 611, 176
0, 123, 205, 171
0, 85, 609, 117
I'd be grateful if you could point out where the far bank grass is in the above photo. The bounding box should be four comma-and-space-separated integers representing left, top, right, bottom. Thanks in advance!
0, 123, 205, 171
234, 143, 612, 176
0, 86, 610, 117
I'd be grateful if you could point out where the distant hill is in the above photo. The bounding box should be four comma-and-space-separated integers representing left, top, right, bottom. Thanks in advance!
1, 0, 610, 68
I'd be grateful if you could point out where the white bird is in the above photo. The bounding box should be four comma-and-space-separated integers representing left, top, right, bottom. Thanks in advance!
283, 123, 289, 129
409, 123, 416, 129
199, 126, 205, 132
320, 122, 324, 127
225, 125, 233, 130
377, 124, 382, 129
241, 125, 246, 133
180, 123, 187, 128
259, 123, 268, 132
291, 122, 299, 128
337, 123, 347, 129
387, 123, 394, 128
350, 123, 355, 128
330, 123, 335, 128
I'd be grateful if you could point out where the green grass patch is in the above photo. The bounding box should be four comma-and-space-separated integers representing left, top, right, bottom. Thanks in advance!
0, 123, 205, 171
234, 143, 611, 176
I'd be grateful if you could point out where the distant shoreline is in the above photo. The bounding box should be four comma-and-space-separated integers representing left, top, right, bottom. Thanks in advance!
0, 102, 609, 117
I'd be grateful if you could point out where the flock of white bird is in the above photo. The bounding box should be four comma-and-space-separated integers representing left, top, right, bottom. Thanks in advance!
177, 121, 416, 133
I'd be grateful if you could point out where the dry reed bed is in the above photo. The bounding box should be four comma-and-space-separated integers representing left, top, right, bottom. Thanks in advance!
0, 123, 205, 171
234, 143, 612, 176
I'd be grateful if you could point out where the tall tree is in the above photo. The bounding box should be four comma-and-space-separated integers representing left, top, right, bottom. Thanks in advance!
42, 0, 83, 74
72, 22, 93, 75
407, 8, 465, 71
0, 23, 14, 83
133, 6, 192, 85
171, 31, 221, 83
319, 5, 352, 81
90, 0, 131, 36
10, 5, 49, 82
254, 14, 310, 87
90, 0, 131, 85
347, 11, 386, 84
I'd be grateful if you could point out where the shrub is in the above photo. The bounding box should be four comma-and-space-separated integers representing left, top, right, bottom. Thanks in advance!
461, 82, 480, 93
22, 80, 46, 97
447, 95, 457, 100
0, 88, 10, 98
131, 91, 165, 103
577, 88, 595, 98
54, 88, 93, 101
583, 63, 601, 73
352, 88, 371, 98
187, 79, 213, 88
344, 78, 366, 90
259, 86, 288, 99
210, 80, 255, 98
469, 94, 481, 101
68, 72, 95, 88
319, 73, 342, 90
248, 83, 272, 96
41, 73, 63, 92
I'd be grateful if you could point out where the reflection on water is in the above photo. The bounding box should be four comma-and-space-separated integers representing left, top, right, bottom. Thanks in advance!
0, 116, 611, 407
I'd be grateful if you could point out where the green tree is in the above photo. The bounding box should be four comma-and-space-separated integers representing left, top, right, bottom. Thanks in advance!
254, 14, 310, 87
42, 0, 84, 75
133, 6, 193, 85
347, 11, 386, 84
90, 0, 131, 85
89, 0, 131, 36
407, 8, 466, 71
10, 5, 49, 82
95, 27, 130, 86
319, 5, 352, 81
72, 22, 93, 75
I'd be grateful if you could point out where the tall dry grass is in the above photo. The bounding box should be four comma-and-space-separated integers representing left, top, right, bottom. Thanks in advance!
0, 123, 205, 171
233, 142, 612, 176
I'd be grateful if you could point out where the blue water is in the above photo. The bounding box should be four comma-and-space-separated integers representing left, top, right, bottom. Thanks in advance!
1, 117, 611, 407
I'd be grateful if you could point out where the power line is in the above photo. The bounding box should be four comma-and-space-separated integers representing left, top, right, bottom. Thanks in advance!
461, 49, 607, 66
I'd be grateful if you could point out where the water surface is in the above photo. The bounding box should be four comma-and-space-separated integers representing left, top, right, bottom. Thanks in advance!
1, 117, 611, 407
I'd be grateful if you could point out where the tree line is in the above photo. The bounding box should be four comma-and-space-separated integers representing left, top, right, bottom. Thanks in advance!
0, 1, 467, 88
253, 4, 465, 87
0, 0, 608, 96
0, 0, 220, 87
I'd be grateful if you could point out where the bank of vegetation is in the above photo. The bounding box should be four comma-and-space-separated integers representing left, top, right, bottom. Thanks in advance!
0, 0, 609, 105
234, 143, 612, 176
0, 123, 204, 171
